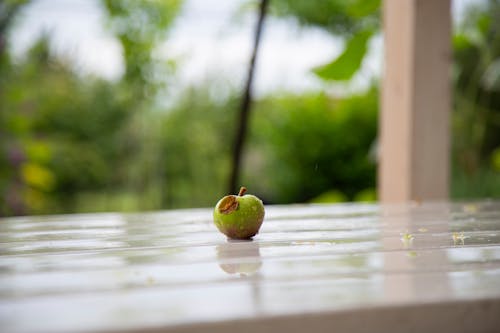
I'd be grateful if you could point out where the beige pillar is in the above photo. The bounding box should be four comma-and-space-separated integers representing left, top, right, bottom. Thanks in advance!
379, 0, 451, 202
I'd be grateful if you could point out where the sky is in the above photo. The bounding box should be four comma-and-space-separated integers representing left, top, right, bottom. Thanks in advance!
8, 0, 477, 98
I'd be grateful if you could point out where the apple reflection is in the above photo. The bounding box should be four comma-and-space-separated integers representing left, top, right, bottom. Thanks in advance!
216, 240, 262, 276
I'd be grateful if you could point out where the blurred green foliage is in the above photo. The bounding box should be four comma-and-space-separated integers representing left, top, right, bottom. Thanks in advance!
313, 28, 374, 81
103, 0, 182, 98
0, 0, 499, 216
0, 0, 182, 215
268, 0, 380, 35
0, 36, 133, 215
451, 0, 500, 199
269, 0, 380, 82
245, 88, 378, 203
160, 84, 238, 208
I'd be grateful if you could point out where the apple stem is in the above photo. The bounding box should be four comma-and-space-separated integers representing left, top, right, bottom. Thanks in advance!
238, 186, 247, 196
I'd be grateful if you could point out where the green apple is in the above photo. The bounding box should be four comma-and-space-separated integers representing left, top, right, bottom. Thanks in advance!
213, 187, 265, 239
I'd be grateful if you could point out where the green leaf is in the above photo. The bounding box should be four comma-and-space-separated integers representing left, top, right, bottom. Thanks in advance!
346, 0, 381, 18
313, 29, 373, 81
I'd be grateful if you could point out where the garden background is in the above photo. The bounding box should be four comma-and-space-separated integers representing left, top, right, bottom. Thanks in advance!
1, 0, 499, 216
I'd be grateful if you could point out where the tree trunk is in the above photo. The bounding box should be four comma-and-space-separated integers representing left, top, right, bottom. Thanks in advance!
228, 0, 268, 194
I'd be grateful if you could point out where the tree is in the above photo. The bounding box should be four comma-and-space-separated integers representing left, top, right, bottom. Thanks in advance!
102, 0, 183, 100
0, 35, 133, 215
0, 0, 185, 215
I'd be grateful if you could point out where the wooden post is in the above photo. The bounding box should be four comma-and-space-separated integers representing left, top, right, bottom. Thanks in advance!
379, 0, 451, 202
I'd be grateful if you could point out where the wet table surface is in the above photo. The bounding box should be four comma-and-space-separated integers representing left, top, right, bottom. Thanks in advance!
1, 201, 500, 333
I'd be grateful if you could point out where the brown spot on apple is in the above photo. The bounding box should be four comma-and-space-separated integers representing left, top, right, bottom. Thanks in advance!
218, 195, 238, 214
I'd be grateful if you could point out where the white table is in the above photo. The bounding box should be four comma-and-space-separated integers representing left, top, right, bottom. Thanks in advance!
1, 202, 500, 332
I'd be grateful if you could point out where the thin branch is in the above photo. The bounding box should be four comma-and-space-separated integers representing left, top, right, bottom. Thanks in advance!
228, 0, 269, 194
